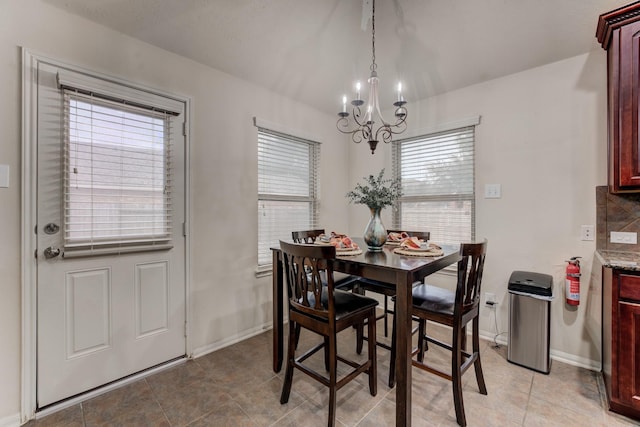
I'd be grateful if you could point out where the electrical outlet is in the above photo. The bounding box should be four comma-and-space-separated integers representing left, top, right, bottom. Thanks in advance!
581, 225, 595, 241
485, 292, 496, 305
611, 231, 638, 244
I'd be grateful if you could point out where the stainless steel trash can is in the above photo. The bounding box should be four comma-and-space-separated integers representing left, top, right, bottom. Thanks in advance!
507, 271, 553, 374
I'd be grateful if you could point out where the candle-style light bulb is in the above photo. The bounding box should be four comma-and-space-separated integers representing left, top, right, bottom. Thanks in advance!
356, 81, 361, 101
342, 95, 347, 113
397, 82, 403, 102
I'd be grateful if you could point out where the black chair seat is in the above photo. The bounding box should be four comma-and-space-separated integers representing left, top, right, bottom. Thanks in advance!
411, 284, 455, 315
303, 289, 379, 320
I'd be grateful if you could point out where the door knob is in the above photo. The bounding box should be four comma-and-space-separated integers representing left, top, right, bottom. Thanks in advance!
44, 246, 61, 259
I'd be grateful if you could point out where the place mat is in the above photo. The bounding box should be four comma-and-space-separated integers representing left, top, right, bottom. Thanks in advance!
393, 247, 444, 257
336, 248, 363, 256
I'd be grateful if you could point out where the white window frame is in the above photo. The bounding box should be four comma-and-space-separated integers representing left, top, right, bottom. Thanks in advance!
256, 122, 320, 274
61, 91, 176, 256
56, 69, 183, 257
392, 118, 479, 247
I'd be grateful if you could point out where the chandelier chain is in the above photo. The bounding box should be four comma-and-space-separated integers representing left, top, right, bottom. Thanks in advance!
370, 0, 376, 72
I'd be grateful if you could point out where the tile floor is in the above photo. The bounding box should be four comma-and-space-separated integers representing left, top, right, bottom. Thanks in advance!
29, 317, 639, 426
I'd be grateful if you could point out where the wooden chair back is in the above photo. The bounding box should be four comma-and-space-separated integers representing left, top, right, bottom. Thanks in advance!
279, 240, 336, 320
386, 229, 431, 241
291, 229, 325, 243
455, 239, 488, 315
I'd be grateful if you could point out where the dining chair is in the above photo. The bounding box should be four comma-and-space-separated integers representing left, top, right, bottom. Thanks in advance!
388, 239, 488, 427
291, 229, 359, 291
279, 241, 378, 427
355, 230, 430, 351
291, 229, 326, 244
290, 229, 361, 348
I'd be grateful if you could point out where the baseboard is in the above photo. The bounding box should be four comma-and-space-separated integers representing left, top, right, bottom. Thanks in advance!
479, 330, 508, 347
479, 330, 601, 372
0, 413, 21, 427
191, 322, 273, 359
549, 348, 601, 371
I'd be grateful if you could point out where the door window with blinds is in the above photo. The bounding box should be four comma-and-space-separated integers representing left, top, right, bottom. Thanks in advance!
257, 128, 319, 267
392, 125, 476, 245
58, 72, 182, 256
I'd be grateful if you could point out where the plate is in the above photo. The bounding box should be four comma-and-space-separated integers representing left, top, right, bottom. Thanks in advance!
393, 247, 444, 257
385, 240, 402, 246
336, 247, 361, 253
399, 246, 432, 252
336, 247, 363, 256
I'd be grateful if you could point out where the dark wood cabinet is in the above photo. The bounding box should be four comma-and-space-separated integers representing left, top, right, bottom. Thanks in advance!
603, 267, 640, 420
597, 4, 640, 193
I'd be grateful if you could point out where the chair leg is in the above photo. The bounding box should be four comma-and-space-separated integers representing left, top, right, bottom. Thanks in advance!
324, 336, 330, 371
328, 333, 338, 427
388, 315, 396, 388
367, 312, 378, 396
351, 284, 362, 331
294, 323, 301, 349
280, 321, 297, 404
473, 317, 487, 395
417, 319, 426, 363
461, 324, 468, 355
451, 323, 466, 427
383, 296, 389, 337
356, 321, 364, 355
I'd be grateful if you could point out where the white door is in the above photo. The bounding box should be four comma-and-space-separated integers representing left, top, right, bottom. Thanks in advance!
34, 61, 187, 407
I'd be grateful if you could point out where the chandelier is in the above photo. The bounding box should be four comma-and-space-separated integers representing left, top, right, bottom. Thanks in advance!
337, 0, 407, 154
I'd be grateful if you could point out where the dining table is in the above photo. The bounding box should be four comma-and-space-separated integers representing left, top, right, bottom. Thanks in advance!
271, 237, 461, 427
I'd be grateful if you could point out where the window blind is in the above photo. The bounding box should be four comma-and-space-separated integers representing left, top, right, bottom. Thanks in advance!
62, 90, 174, 255
257, 128, 319, 266
392, 126, 475, 245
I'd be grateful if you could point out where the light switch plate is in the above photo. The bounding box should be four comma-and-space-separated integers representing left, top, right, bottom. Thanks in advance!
0, 164, 9, 188
611, 231, 638, 244
484, 183, 501, 199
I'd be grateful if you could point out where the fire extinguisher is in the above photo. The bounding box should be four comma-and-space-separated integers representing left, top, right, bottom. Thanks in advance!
565, 256, 582, 306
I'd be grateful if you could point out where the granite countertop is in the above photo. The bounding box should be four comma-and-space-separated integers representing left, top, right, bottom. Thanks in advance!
597, 250, 640, 271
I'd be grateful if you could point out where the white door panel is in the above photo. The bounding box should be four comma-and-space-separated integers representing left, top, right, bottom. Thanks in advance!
35, 61, 186, 407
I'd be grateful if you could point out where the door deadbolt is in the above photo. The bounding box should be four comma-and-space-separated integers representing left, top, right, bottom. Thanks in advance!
43, 223, 60, 235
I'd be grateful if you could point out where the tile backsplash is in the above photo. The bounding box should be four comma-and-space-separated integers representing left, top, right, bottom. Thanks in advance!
596, 185, 640, 252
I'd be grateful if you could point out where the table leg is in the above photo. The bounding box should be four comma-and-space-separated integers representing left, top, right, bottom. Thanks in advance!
395, 272, 413, 427
272, 250, 283, 372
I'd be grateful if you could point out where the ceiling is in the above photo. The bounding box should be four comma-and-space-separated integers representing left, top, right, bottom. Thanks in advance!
43, 0, 631, 115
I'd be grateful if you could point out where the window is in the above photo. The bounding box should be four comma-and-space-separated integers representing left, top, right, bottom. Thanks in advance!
392, 125, 476, 245
257, 128, 319, 267
58, 71, 183, 256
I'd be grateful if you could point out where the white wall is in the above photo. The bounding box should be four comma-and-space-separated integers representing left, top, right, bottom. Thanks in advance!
347, 52, 608, 368
0, 1, 351, 422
